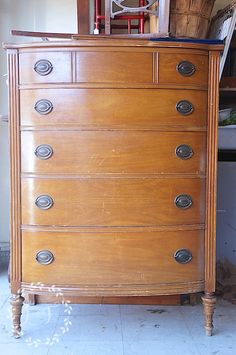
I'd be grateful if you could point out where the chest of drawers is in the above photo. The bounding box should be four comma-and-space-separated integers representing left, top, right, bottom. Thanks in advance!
5, 38, 222, 338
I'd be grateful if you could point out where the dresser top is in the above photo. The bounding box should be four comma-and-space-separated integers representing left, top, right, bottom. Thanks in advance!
3, 36, 224, 51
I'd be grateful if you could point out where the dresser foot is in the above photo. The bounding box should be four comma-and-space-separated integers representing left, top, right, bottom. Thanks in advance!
10, 292, 25, 338
202, 292, 216, 336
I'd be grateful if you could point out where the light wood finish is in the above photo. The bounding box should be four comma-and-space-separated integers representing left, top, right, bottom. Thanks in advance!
10, 293, 25, 338
205, 51, 220, 292
5, 39, 223, 335
19, 52, 72, 84
22, 230, 204, 285
169, 0, 215, 39
21, 131, 206, 175
4, 39, 223, 51
21, 177, 205, 227
20, 89, 207, 129
202, 292, 217, 336
8, 50, 21, 295
76, 51, 153, 83
159, 52, 208, 86
18, 48, 210, 86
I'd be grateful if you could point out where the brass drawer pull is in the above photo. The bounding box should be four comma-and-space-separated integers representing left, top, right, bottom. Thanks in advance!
176, 100, 194, 116
34, 59, 53, 76
36, 250, 54, 265
174, 249, 192, 264
34, 99, 53, 115
175, 194, 193, 209
35, 195, 54, 210
177, 61, 196, 77
35, 144, 53, 160
176, 145, 194, 160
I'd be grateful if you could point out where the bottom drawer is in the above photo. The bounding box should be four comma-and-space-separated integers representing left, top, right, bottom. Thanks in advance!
22, 229, 204, 288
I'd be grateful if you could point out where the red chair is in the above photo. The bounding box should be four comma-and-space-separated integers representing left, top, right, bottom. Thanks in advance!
94, 0, 146, 34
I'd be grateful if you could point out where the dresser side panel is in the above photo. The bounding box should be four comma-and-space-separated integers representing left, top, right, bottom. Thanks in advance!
7, 49, 22, 293
205, 51, 220, 292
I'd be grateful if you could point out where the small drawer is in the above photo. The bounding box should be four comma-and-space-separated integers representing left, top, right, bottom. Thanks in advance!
159, 53, 208, 86
76, 51, 153, 83
20, 88, 207, 128
22, 229, 204, 286
21, 177, 205, 227
21, 131, 206, 175
19, 52, 72, 84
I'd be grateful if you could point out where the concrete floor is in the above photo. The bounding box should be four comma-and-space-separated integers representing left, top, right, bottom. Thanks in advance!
1, 265, 236, 355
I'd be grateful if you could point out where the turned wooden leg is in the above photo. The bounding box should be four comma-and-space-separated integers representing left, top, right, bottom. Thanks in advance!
10, 292, 25, 338
202, 292, 216, 336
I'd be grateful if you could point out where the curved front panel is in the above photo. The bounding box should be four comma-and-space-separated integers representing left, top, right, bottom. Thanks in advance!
21, 177, 205, 227
20, 88, 207, 128
22, 229, 204, 288
21, 131, 206, 175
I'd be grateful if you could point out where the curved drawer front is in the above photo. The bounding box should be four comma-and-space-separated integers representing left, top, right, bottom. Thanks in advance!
21, 131, 206, 174
159, 53, 208, 86
20, 89, 207, 128
22, 230, 204, 286
19, 52, 72, 84
21, 177, 205, 227
76, 51, 153, 83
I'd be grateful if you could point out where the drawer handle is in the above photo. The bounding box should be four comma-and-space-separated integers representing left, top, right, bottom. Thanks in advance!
175, 194, 193, 209
35, 144, 53, 160
176, 100, 194, 116
35, 195, 54, 210
34, 99, 53, 115
177, 61, 196, 77
34, 59, 53, 76
176, 145, 194, 160
36, 250, 54, 265
174, 249, 192, 264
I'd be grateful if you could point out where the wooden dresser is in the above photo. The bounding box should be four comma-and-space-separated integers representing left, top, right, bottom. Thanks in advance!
4, 38, 222, 337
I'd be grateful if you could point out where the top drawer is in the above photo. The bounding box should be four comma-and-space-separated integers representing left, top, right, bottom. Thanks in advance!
19, 50, 208, 86
19, 52, 72, 84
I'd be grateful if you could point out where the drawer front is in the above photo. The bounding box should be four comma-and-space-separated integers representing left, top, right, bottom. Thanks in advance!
21, 131, 206, 174
21, 177, 205, 227
19, 52, 72, 84
76, 51, 153, 83
20, 89, 207, 128
159, 53, 208, 86
22, 230, 204, 285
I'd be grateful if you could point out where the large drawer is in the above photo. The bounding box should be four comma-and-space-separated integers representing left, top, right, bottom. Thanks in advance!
21, 177, 205, 227
20, 89, 207, 128
22, 229, 204, 286
21, 131, 206, 174
19, 52, 72, 84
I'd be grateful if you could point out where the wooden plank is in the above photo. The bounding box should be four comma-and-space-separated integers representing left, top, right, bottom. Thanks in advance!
77, 0, 90, 34
11, 30, 73, 39
105, 0, 111, 34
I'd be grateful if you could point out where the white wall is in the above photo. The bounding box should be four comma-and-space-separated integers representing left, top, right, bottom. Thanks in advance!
0, 0, 77, 244
212, 0, 233, 17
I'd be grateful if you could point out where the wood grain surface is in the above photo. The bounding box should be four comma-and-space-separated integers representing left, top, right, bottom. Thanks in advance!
22, 229, 204, 285
21, 177, 205, 226
21, 131, 206, 174
20, 88, 207, 129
